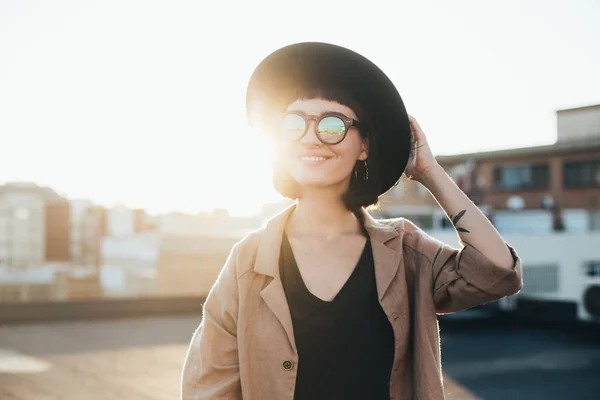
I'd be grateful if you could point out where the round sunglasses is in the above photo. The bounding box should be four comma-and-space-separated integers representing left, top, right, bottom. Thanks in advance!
281, 112, 362, 145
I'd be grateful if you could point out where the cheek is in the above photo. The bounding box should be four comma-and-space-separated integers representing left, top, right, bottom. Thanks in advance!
325, 144, 362, 179
332, 137, 364, 165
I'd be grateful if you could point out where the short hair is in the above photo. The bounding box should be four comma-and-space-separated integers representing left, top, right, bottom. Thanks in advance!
272, 86, 383, 217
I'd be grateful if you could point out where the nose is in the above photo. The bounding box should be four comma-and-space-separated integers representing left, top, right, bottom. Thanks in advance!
300, 119, 321, 145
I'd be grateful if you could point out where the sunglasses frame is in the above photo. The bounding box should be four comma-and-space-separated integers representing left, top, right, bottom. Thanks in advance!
281, 111, 362, 145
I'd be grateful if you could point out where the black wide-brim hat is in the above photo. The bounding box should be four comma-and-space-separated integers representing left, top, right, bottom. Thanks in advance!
246, 42, 412, 197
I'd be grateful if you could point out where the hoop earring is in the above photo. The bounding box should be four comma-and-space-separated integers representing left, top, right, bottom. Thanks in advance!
354, 160, 369, 180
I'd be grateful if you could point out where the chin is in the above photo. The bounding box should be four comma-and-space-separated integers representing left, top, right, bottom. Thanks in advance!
297, 179, 335, 188
285, 164, 350, 189
293, 173, 344, 189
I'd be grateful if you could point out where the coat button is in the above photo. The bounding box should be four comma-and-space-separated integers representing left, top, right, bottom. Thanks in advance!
282, 360, 294, 371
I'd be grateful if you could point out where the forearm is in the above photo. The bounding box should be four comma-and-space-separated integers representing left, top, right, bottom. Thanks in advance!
419, 164, 514, 270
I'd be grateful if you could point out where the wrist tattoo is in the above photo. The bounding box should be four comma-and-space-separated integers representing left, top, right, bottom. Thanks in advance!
449, 210, 470, 233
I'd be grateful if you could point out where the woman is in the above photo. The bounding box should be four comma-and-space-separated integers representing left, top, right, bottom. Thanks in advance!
182, 42, 522, 400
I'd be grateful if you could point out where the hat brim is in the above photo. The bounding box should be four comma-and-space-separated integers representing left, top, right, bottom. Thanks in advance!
246, 42, 412, 197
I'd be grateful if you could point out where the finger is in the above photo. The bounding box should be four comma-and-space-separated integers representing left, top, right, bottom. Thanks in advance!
408, 115, 427, 144
408, 115, 422, 132
408, 116, 416, 133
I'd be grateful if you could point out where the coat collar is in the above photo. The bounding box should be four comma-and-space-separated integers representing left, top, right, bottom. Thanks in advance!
255, 203, 403, 353
254, 203, 402, 300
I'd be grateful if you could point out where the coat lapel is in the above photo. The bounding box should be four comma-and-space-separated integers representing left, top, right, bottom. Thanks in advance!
255, 204, 297, 352
361, 210, 403, 301
260, 275, 297, 352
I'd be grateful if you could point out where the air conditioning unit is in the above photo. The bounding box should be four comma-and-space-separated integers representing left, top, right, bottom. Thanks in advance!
580, 283, 600, 322
579, 261, 600, 322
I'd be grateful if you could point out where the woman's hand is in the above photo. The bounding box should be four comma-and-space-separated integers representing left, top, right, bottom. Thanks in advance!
404, 115, 440, 184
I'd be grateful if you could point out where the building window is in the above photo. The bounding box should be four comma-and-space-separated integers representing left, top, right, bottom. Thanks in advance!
493, 164, 549, 190
591, 212, 600, 231
583, 261, 600, 278
563, 159, 600, 188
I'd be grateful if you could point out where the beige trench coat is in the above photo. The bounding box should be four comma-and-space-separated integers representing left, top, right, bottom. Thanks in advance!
181, 205, 522, 399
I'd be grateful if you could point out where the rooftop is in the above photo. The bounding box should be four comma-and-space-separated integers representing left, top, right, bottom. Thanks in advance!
436, 135, 600, 164
556, 103, 600, 113
0, 182, 66, 202
0, 315, 476, 399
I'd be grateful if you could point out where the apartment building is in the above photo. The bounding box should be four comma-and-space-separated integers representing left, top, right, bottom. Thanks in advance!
0, 182, 70, 267
378, 104, 600, 232
0, 184, 109, 302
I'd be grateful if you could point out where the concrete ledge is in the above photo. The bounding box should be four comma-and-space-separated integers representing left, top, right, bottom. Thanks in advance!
0, 296, 206, 325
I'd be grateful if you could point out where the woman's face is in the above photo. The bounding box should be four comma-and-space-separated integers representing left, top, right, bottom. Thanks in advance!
276, 98, 368, 191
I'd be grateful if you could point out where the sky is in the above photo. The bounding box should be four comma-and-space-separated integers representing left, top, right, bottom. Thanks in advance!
1, 0, 599, 216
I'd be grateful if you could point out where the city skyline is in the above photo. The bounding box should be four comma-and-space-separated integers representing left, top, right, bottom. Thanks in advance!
1, 0, 599, 215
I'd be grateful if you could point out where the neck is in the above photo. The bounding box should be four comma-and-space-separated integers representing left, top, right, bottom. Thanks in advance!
287, 187, 364, 239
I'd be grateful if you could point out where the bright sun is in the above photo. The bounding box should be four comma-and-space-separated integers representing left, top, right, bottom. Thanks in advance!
215, 127, 282, 217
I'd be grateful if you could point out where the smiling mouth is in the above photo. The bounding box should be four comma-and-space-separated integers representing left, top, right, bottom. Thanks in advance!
298, 156, 331, 165
300, 156, 329, 162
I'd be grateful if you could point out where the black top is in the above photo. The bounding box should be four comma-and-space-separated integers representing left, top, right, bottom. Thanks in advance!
279, 232, 395, 400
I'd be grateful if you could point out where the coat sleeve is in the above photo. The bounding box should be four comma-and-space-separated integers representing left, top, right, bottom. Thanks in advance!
181, 245, 242, 400
402, 221, 523, 314
431, 240, 523, 314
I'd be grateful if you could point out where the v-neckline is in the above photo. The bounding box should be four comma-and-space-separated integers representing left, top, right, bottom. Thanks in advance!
281, 232, 370, 306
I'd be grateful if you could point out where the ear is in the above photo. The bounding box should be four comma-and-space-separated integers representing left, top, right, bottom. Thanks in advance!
358, 136, 369, 161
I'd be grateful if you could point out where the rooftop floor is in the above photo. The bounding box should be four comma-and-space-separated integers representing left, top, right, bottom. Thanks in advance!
0, 315, 476, 399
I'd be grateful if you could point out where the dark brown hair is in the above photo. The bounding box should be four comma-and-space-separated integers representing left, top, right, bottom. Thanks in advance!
272, 87, 383, 222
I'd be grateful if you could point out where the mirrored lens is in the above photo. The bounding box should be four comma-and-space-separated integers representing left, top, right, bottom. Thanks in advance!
282, 114, 306, 140
318, 116, 346, 143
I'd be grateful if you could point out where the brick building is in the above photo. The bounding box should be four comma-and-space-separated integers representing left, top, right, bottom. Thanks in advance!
0, 183, 106, 302
376, 104, 600, 232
